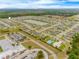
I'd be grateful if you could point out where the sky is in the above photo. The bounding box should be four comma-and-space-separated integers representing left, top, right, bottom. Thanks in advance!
0, 0, 79, 9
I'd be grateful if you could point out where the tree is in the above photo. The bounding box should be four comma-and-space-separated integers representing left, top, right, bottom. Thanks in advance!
28, 45, 32, 50
68, 33, 79, 59
36, 51, 44, 59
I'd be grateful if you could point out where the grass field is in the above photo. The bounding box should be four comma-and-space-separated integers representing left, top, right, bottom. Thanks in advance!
21, 40, 41, 49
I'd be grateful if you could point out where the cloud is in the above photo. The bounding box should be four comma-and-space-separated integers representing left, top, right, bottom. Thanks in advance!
68, 0, 79, 2
34, 0, 57, 4
0, 0, 79, 9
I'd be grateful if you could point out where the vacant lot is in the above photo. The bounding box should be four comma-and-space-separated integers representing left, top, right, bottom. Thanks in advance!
21, 40, 41, 49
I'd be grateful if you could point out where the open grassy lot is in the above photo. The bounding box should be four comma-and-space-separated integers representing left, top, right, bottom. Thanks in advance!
21, 40, 41, 49
57, 52, 67, 59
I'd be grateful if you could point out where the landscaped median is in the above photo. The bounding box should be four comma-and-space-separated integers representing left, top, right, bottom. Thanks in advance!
0, 46, 3, 52
0, 36, 6, 52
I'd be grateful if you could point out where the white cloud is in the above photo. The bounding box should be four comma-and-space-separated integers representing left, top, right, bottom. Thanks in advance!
35, 0, 56, 4
68, 0, 79, 2
27, 0, 65, 5
0, 0, 60, 9
0, 4, 12, 9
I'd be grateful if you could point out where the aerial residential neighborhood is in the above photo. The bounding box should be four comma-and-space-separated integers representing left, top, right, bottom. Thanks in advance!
0, 14, 79, 59
0, 0, 79, 59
